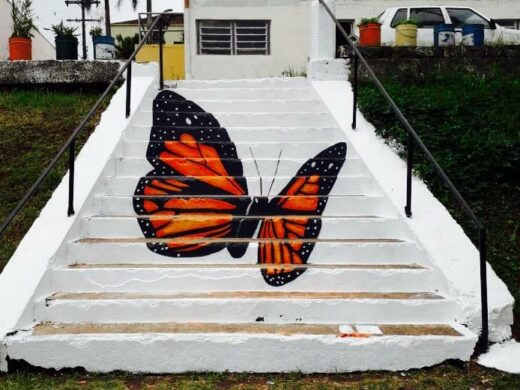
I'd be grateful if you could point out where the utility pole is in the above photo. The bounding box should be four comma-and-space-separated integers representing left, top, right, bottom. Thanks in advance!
104, 0, 111, 37
65, 0, 101, 60
147, 0, 152, 24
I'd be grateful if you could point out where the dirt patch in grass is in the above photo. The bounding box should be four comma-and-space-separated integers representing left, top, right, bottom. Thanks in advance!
0, 87, 113, 272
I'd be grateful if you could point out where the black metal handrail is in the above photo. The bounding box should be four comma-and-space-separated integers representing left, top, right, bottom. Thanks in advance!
0, 10, 172, 237
318, 0, 488, 351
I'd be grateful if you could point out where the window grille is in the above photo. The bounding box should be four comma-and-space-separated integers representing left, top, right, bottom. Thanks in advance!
198, 20, 270, 55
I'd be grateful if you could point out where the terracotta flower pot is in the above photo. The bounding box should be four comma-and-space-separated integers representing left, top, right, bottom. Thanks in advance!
9, 36, 32, 61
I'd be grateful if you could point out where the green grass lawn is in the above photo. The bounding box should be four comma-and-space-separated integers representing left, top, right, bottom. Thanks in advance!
355, 67, 520, 340
0, 88, 110, 272
0, 363, 519, 389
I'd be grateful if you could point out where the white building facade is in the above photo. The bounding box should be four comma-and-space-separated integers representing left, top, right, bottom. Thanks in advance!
0, 0, 55, 61
184, 0, 520, 79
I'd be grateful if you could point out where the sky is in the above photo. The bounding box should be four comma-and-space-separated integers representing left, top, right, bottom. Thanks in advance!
32, 0, 184, 51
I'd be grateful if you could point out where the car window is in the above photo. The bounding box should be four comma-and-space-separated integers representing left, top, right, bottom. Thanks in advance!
495, 19, 516, 29
410, 8, 444, 28
447, 8, 490, 29
391, 8, 407, 28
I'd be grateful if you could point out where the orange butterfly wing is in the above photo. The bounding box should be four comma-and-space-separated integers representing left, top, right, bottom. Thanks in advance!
134, 91, 254, 258
257, 143, 347, 286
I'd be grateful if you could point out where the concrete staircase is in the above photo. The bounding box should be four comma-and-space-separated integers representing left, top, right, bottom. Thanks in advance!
5, 77, 476, 373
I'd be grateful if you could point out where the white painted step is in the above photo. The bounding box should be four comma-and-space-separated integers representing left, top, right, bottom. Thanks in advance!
175, 77, 310, 89
124, 126, 347, 143
48, 265, 443, 293
81, 216, 411, 240
94, 194, 398, 218
5, 322, 476, 373
102, 176, 380, 197
133, 112, 337, 128
37, 290, 458, 325
144, 99, 327, 113
153, 87, 319, 101
94, 194, 394, 217
67, 239, 428, 265
122, 139, 356, 158
111, 156, 367, 177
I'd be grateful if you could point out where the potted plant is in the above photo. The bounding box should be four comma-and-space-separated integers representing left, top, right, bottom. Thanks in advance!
357, 17, 381, 47
9, 0, 36, 61
49, 21, 79, 60
395, 19, 419, 47
90, 26, 115, 60
90, 26, 103, 39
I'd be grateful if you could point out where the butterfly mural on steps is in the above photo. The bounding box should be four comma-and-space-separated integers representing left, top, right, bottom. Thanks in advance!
133, 90, 347, 287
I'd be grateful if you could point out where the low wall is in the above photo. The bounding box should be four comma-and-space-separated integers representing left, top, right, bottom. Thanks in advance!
0, 61, 121, 86
353, 46, 520, 80
136, 44, 185, 80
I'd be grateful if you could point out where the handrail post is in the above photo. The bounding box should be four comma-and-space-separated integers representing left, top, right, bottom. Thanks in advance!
405, 132, 413, 217
478, 228, 489, 352
67, 139, 75, 217
159, 16, 164, 90
352, 54, 358, 130
125, 60, 132, 118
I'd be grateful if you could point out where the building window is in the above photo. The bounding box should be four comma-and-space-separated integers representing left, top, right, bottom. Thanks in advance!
198, 20, 270, 55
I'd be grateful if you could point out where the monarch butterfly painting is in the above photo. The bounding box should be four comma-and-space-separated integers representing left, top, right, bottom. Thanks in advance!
134, 91, 347, 286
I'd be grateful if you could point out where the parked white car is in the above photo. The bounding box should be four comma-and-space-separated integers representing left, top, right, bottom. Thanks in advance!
378, 6, 520, 46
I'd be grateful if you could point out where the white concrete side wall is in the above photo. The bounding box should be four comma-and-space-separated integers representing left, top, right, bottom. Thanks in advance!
31, 32, 55, 60
185, 1, 311, 79
0, 0, 54, 60
313, 80, 514, 343
0, 64, 157, 371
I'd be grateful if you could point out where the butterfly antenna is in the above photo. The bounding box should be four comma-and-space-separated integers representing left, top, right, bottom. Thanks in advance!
267, 149, 283, 198
249, 147, 263, 196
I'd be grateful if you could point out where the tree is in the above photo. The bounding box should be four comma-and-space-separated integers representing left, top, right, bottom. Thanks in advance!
114, 33, 139, 59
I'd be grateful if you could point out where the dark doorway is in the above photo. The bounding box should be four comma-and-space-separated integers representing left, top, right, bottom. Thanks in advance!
336, 19, 354, 58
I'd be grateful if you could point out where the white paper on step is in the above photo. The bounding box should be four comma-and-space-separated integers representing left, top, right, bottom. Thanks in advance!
355, 325, 383, 335
338, 325, 354, 334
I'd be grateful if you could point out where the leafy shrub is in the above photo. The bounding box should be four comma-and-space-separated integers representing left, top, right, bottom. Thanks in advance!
89, 26, 103, 38
115, 34, 139, 60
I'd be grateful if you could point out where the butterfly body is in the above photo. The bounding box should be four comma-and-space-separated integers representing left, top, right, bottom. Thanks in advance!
134, 90, 347, 286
